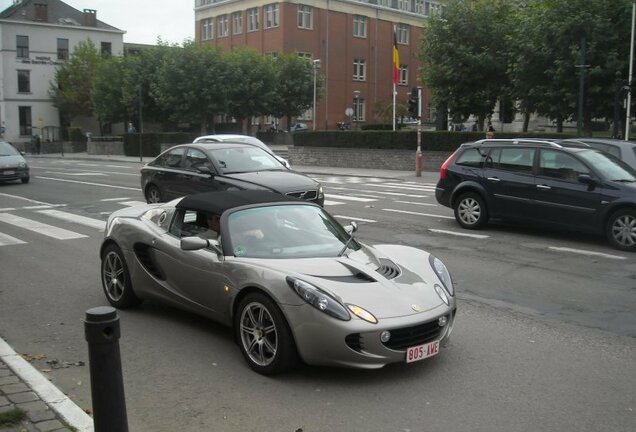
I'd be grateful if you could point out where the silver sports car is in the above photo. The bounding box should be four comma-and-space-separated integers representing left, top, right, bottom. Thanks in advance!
100, 190, 457, 375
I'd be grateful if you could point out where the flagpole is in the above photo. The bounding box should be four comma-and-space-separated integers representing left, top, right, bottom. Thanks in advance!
393, 84, 396, 131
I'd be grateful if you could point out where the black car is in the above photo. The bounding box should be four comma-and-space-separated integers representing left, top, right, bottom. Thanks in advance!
0, 141, 29, 184
435, 139, 636, 251
140, 142, 324, 206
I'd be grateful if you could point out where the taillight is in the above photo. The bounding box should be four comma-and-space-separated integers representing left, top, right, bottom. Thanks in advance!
439, 150, 458, 181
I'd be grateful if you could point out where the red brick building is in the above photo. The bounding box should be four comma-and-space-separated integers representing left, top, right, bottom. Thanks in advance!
194, 0, 443, 130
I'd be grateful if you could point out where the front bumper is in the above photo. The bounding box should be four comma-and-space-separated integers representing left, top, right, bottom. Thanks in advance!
0, 167, 29, 182
285, 301, 457, 369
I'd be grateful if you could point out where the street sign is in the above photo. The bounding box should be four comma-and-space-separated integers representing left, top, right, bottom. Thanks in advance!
345, 108, 354, 116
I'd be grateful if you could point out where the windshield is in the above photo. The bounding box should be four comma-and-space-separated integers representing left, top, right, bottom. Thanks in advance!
0, 142, 19, 156
209, 146, 284, 174
227, 204, 360, 258
578, 150, 636, 182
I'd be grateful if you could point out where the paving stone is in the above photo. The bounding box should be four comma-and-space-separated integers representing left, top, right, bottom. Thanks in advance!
0, 404, 17, 415
27, 408, 55, 423
1, 383, 29, 394
50, 429, 72, 432
0, 377, 19, 386
34, 420, 64, 432
0, 368, 11, 377
7, 392, 38, 404
15, 401, 48, 413
0, 395, 9, 406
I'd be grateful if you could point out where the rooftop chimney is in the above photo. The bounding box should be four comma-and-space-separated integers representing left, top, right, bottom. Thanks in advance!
83, 9, 96, 27
34, 3, 48, 22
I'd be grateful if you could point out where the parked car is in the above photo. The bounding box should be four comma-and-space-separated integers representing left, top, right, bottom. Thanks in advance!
560, 138, 636, 171
100, 190, 457, 374
193, 134, 291, 168
289, 123, 308, 132
0, 141, 29, 184
140, 142, 323, 206
435, 138, 636, 251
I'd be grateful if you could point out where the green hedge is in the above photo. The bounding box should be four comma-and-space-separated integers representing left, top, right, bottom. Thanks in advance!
123, 132, 194, 157
292, 131, 580, 151
68, 127, 84, 142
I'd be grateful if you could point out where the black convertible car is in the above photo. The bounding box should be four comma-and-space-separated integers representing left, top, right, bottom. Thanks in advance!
140, 142, 324, 206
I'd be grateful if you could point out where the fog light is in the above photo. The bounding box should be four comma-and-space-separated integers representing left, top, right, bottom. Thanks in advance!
380, 331, 391, 343
438, 316, 448, 327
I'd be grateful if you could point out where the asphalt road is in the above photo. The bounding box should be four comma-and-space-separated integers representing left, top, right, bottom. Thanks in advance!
0, 157, 634, 432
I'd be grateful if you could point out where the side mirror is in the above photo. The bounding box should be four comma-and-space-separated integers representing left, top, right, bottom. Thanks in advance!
344, 221, 358, 235
180, 236, 223, 255
578, 174, 595, 185
197, 166, 214, 176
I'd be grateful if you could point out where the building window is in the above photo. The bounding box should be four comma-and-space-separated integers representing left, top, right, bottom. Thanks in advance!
396, 23, 409, 45
265, 51, 279, 58
19, 106, 32, 136
397, 0, 410, 12
248, 7, 259, 31
415, 0, 425, 14
56, 38, 69, 60
16, 35, 29, 58
232, 12, 243, 34
353, 59, 366, 81
399, 65, 408, 85
353, 15, 367, 38
297, 52, 313, 60
378, 0, 390, 6
218, 15, 228, 37
353, 98, 365, 122
101, 42, 111, 57
201, 18, 213, 40
17, 70, 30, 93
298, 4, 312, 29
264, 4, 279, 29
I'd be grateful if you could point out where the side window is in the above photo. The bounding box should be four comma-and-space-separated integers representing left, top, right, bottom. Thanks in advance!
605, 144, 621, 159
498, 148, 535, 172
185, 148, 212, 171
169, 209, 218, 239
455, 148, 486, 168
539, 150, 589, 181
152, 148, 185, 168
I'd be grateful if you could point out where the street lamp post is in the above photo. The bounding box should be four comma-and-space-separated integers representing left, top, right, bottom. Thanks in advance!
353, 90, 361, 130
626, 0, 636, 140
312, 59, 321, 132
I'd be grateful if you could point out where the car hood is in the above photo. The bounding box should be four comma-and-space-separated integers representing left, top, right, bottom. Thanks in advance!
220, 171, 317, 193
0, 155, 26, 168
246, 244, 446, 319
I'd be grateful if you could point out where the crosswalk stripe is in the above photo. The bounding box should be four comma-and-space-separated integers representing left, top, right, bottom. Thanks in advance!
382, 208, 455, 219
0, 232, 26, 246
325, 194, 376, 202
548, 247, 626, 260
36, 209, 105, 231
328, 186, 428, 198
120, 201, 147, 207
100, 197, 132, 202
365, 183, 436, 192
393, 200, 439, 207
324, 200, 345, 206
35, 176, 141, 191
0, 213, 88, 240
333, 215, 377, 223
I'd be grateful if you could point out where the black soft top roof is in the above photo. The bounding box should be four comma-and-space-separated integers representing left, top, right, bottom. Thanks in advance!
176, 190, 303, 215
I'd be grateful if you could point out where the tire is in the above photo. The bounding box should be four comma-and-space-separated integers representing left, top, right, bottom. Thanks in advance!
145, 184, 162, 203
606, 208, 636, 251
101, 244, 142, 308
21, 176, 29, 184
454, 192, 488, 229
234, 292, 297, 375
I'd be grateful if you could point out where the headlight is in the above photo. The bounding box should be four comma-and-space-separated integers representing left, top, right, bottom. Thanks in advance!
18, 162, 26, 168
429, 255, 454, 296
346, 304, 377, 324
286, 277, 350, 321
317, 185, 324, 198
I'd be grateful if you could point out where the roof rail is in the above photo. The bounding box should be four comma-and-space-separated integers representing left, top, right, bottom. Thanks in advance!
476, 138, 562, 148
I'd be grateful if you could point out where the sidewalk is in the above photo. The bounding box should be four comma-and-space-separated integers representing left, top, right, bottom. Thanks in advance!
26, 152, 441, 183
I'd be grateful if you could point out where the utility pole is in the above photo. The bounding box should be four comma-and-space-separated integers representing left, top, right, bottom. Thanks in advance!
575, 36, 589, 137
138, 85, 143, 163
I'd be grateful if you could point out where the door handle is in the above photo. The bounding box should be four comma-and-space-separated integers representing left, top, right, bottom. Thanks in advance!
536, 184, 551, 190
487, 177, 501, 182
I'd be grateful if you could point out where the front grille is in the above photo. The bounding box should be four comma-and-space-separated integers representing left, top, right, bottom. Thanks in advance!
345, 333, 363, 352
376, 259, 401, 280
134, 244, 165, 280
381, 318, 446, 351
286, 190, 318, 201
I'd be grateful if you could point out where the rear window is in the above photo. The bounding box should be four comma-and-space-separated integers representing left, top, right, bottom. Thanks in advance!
455, 148, 486, 168
486, 147, 535, 172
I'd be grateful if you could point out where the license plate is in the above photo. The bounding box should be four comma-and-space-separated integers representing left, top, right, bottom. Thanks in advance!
3, 170, 14, 175
406, 340, 439, 363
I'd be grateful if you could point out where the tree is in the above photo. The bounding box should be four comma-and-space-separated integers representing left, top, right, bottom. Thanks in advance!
50, 40, 103, 122
268, 53, 320, 131
92, 57, 126, 127
420, 0, 516, 130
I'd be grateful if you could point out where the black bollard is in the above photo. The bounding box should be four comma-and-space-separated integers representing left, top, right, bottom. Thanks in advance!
84, 306, 129, 432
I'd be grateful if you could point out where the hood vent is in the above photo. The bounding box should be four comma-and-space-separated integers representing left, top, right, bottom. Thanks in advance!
376, 259, 401, 280
134, 243, 165, 280
316, 271, 376, 283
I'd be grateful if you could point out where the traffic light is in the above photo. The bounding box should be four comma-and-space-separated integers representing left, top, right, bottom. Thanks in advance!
408, 87, 419, 118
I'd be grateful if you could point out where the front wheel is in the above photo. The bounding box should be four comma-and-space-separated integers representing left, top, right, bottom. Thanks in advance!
454, 192, 488, 229
101, 244, 142, 308
606, 209, 636, 251
145, 185, 162, 203
234, 292, 297, 375
21, 176, 29, 184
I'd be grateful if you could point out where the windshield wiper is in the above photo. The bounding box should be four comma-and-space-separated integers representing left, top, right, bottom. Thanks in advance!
338, 235, 355, 257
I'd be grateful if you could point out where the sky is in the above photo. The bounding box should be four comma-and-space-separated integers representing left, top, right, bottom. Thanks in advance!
0, 0, 194, 45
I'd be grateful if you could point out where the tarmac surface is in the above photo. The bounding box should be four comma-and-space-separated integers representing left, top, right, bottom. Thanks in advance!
0, 151, 438, 432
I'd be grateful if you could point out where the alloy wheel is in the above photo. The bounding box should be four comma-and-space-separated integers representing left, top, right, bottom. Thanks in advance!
239, 302, 278, 367
102, 251, 125, 301
458, 197, 481, 226
146, 186, 162, 203
611, 213, 636, 248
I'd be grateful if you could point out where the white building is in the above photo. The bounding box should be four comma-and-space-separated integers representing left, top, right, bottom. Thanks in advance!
0, 0, 124, 145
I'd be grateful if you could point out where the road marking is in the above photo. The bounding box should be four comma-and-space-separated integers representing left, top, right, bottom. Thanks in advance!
382, 208, 455, 219
0, 208, 16, 211
22, 205, 53, 210
548, 246, 626, 260
48, 172, 107, 176
324, 200, 345, 206
334, 215, 377, 223
394, 200, 439, 207
428, 228, 489, 238
365, 183, 436, 192
0, 232, 26, 246
35, 176, 141, 191
0, 192, 60, 206
34, 168, 139, 176
328, 186, 428, 198
37, 209, 105, 231
325, 194, 376, 202
120, 200, 147, 207
100, 197, 132, 201
0, 213, 88, 239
